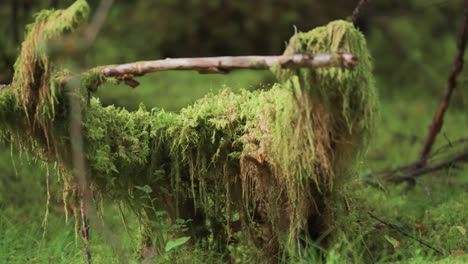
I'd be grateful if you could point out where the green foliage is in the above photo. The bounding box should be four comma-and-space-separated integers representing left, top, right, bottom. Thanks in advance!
1, 1, 467, 263
165, 237, 191, 252
268, 20, 377, 243
1, 4, 378, 259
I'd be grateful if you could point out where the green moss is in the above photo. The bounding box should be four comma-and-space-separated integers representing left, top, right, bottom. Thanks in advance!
1, 3, 378, 259
81, 69, 109, 93
267, 20, 378, 246
11, 0, 89, 124
275, 20, 377, 134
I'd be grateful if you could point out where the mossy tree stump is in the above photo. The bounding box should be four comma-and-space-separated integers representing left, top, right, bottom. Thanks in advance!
0, 0, 377, 260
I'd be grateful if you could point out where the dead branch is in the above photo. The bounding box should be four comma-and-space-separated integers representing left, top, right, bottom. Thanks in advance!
83, 0, 114, 47
80, 197, 92, 264
365, 138, 468, 187
0, 53, 357, 90
351, 0, 370, 23
389, 138, 467, 176
368, 212, 443, 255
366, 1, 468, 189
419, 0, 468, 162
386, 150, 468, 183
99, 53, 357, 78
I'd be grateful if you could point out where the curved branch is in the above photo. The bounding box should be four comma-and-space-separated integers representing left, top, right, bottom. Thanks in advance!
419, 0, 468, 161
387, 150, 468, 183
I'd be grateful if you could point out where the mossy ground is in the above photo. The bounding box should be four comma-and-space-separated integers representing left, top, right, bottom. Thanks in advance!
0, 2, 466, 263
1, 72, 467, 263
1, 4, 378, 260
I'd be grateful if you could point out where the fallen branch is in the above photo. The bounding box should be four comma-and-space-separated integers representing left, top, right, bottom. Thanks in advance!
368, 212, 443, 255
386, 150, 468, 183
366, 1, 468, 189
419, 0, 468, 162
99, 53, 357, 77
365, 138, 468, 187
0, 52, 357, 90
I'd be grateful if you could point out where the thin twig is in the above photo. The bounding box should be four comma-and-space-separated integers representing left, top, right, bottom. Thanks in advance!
387, 150, 468, 183
69, 1, 115, 263
83, 0, 114, 46
374, 138, 467, 176
351, 0, 370, 23
80, 197, 92, 264
368, 212, 443, 255
419, 0, 468, 162
365, 138, 468, 186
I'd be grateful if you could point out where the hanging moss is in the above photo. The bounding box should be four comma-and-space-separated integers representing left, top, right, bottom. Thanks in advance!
268, 20, 378, 247
0, 1, 378, 260
12, 0, 89, 124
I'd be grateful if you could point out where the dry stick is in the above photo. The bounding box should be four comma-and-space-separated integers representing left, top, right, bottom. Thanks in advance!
350, 0, 370, 23
0, 53, 357, 90
387, 150, 468, 183
69, 1, 115, 263
364, 138, 468, 189
377, 138, 468, 179
83, 0, 115, 46
80, 198, 91, 264
69, 75, 92, 264
100, 52, 357, 77
368, 212, 443, 255
374, 1, 468, 188
419, 0, 468, 163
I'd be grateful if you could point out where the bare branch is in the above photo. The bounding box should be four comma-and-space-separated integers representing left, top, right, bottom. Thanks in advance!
1, 53, 357, 90
365, 138, 468, 187
351, 0, 370, 24
100, 53, 357, 78
419, 0, 468, 161
80, 198, 92, 264
72, 1, 115, 262
387, 150, 468, 183
368, 212, 443, 255
84, 0, 114, 46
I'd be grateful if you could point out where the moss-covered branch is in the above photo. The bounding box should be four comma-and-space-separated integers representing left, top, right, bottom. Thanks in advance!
0, 0, 378, 259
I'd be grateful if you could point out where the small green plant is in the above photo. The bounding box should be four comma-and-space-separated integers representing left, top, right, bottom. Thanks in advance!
135, 185, 192, 256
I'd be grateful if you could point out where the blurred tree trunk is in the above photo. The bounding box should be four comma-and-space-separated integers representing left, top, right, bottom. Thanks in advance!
11, 0, 19, 45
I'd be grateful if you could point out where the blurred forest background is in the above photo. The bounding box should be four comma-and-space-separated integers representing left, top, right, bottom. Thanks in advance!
0, 0, 467, 263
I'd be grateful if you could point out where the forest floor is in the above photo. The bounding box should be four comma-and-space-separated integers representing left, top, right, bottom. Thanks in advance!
0, 71, 467, 263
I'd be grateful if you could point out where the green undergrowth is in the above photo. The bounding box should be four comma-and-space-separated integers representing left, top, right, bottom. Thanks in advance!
1, 97, 466, 263
0, 0, 466, 263
1, 1, 378, 259
332, 95, 468, 263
